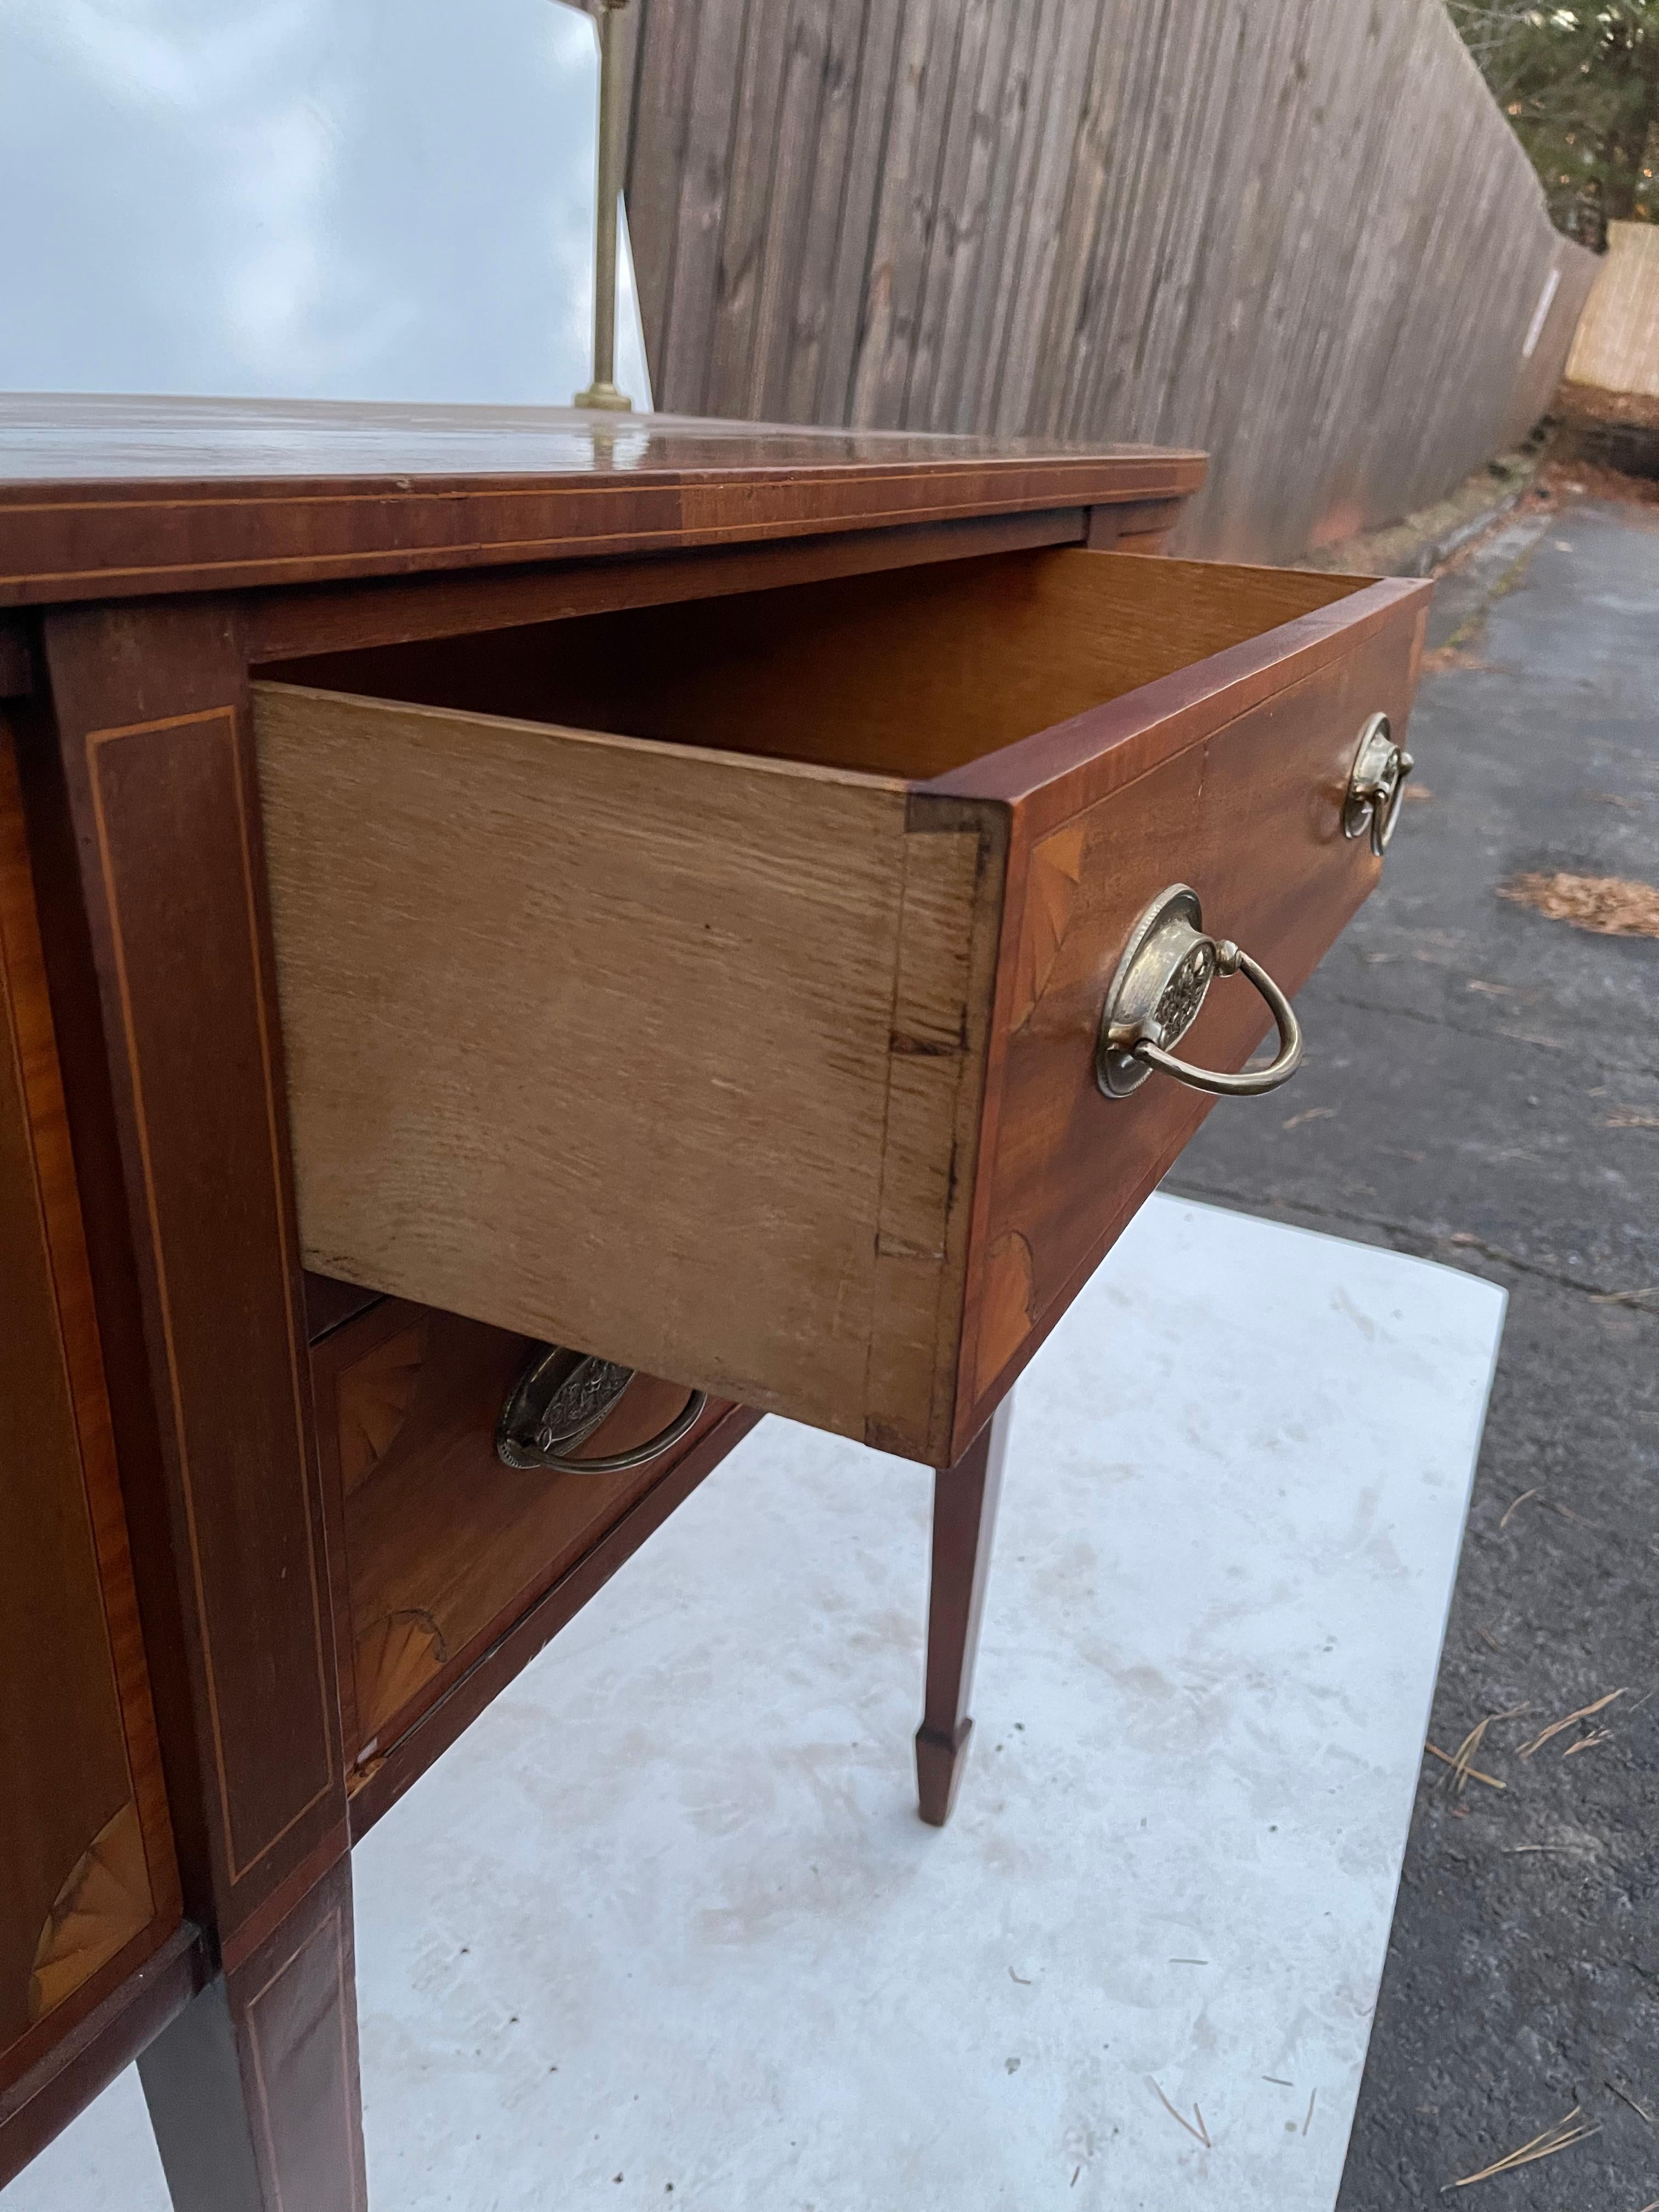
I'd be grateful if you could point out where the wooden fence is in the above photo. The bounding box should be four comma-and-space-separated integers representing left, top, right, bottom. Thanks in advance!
593, 0, 1597, 562
1566, 222, 1659, 401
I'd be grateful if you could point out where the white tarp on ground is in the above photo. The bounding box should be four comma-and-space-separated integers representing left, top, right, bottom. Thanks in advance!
7, 1195, 1504, 2212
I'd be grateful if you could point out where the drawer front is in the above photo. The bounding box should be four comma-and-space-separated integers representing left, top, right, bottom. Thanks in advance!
312, 1299, 738, 1763
946, 613, 1421, 1454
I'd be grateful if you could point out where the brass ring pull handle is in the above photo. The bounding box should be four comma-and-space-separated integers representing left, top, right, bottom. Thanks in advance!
496, 1343, 707, 1474
1096, 884, 1304, 1101
1343, 711, 1414, 858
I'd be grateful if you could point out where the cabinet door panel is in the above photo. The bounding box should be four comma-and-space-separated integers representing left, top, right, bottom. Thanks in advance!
0, 717, 179, 2089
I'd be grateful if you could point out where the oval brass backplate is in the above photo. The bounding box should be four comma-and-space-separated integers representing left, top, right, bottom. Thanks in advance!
496, 1345, 635, 1470
496, 1344, 709, 1476
1096, 884, 1218, 1098
1343, 711, 1413, 857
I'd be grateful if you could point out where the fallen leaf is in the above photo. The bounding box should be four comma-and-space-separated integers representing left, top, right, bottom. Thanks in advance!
1499, 872, 1659, 939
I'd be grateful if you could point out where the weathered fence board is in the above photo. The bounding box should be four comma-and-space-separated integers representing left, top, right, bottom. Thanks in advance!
597, 0, 1595, 560
1566, 223, 1659, 400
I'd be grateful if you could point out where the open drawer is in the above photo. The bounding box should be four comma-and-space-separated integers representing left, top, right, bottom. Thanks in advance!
255, 544, 1430, 1466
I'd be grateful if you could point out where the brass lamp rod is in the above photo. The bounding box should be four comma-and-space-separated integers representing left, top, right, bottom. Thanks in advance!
574, 0, 634, 411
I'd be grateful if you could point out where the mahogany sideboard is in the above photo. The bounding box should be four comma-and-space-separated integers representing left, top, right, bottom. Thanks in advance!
0, 394, 1429, 2208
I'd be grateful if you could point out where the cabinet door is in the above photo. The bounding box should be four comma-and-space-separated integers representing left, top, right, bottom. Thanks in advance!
0, 716, 180, 2090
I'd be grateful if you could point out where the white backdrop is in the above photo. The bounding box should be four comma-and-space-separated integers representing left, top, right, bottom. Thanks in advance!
0, 0, 652, 408
3, 1198, 1502, 2212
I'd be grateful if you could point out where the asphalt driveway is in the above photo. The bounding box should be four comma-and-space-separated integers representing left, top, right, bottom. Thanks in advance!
1167, 497, 1659, 2209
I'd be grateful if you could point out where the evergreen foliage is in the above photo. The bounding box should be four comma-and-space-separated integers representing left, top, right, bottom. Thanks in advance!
1447, 2, 1659, 242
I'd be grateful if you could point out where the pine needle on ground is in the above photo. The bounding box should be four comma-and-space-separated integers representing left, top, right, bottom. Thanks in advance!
1518, 1690, 1627, 1759
1148, 2080, 1211, 2149
1606, 2080, 1654, 2128
1564, 1728, 1613, 1758
1443, 2107, 1601, 2191
1425, 1743, 1505, 1790
1435, 1704, 1528, 1793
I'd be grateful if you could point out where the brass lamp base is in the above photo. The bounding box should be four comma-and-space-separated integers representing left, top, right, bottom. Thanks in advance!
572, 381, 634, 413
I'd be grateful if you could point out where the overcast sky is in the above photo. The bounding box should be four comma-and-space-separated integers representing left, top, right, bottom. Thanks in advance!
0, 0, 651, 405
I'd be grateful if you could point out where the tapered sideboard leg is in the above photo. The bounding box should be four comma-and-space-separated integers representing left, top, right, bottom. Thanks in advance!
915, 1393, 1014, 1827
138, 1859, 366, 2212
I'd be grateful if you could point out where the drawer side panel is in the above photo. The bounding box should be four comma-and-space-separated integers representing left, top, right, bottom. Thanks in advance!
256, 684, 918, 1440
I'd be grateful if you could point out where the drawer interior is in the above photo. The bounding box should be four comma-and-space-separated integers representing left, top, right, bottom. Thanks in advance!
266, 547, 1370, 781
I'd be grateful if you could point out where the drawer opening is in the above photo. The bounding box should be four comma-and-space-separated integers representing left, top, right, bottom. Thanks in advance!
264, 545, 1371, 782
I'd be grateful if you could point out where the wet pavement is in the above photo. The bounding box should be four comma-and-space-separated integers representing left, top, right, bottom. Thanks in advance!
1168, 500, 1659, 2209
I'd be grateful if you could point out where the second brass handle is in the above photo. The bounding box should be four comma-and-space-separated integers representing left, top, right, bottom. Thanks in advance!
1096, 884, 1304, 1101
496, 1344, 707, 1474
1126, 940, 1303, 1096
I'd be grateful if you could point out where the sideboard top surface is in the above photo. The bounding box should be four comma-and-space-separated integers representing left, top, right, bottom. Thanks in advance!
0, 394, 1206, 610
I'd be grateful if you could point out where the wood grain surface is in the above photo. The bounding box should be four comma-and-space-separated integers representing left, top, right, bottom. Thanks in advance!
916, 1395, 1014, 1829
301, 1272, 386, 1346
0, 1923, 207, 2191
946, 591, 1430, 1454
37, 604, 349, 1950
0, 720, 179, 2089
0, 404, 1253, 2194
82, 708, 338, 1877
865, 810, 1005, 1460
255, 680, 971, 1451
924, 562, 1426, 814
139, 1859, 365, 2212
0, 394, 1203, 610
0, 625, 30, 700
249, 507, 1087, 668
256, 546, 1423, 1463
266, 544, 1369, 783
311, 1300, 738, 1762
346, 1401, 764, 1840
